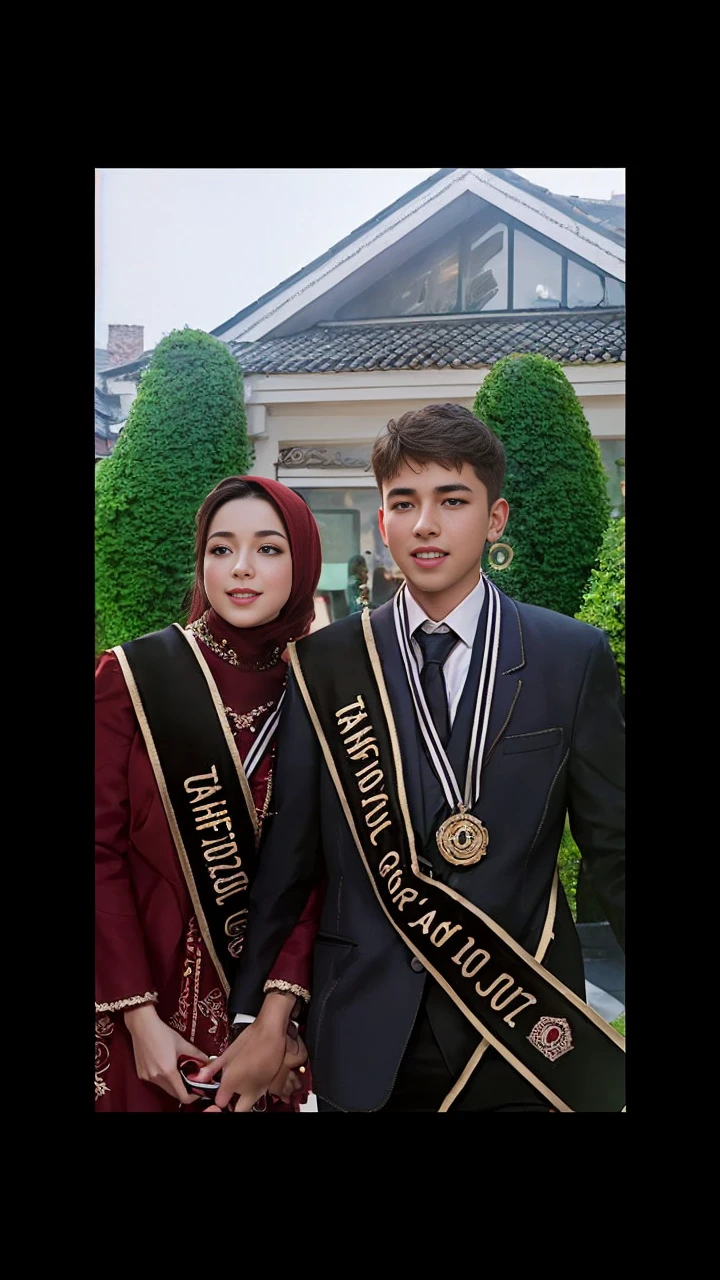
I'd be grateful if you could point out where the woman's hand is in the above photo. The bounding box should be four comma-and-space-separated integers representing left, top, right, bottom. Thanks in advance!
194, 990, 306, 1111
124, 1003, 209, 1104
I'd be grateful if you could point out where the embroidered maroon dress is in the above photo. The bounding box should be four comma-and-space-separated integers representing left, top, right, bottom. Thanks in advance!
95, 609, 322, 1113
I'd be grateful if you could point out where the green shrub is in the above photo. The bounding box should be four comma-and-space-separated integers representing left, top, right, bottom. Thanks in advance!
558, 822, 581, 920
610, 1013, 625, 1036
576, 515, 625, 691
473, 354, 609, 616
95, 328, 252, 652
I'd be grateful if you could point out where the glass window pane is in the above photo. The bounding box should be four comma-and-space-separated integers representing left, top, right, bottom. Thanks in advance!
463, 223, 508, 311
291, 486, 404, 623
605, 276, 625, 306
568, 261, 604, 308
337, 235, 460, 320
513, 230, 563, 309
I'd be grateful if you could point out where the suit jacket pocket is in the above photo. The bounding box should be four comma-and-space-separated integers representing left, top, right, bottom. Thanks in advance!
502, 727, 562, 755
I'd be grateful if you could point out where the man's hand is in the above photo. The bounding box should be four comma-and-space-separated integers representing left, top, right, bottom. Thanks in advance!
124, 1004, 209, 1104
194, 990, 307, 1111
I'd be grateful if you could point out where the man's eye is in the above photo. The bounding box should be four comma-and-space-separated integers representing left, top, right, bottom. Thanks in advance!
444, 498, 466, 507
393, 501, 413, 511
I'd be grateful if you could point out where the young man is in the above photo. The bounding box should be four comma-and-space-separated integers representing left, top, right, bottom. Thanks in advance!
205, 403, 625, 1112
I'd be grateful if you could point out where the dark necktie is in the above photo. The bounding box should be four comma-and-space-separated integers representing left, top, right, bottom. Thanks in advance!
414, 627, 459, 747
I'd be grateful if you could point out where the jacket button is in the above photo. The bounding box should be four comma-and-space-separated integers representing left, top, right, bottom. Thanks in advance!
410, 957, 425, 973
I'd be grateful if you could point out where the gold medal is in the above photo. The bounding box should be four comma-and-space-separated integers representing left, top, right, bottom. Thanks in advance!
436, 806, 489, 867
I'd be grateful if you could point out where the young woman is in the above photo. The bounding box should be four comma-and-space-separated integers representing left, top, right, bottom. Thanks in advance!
95, 476, 323, 1112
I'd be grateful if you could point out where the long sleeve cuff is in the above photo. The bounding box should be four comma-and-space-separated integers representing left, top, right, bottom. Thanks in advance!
263, 979, 310, 1003
95, 991, 158, 1013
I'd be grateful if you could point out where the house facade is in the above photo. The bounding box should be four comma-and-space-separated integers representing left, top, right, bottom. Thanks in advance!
98, 168, 625, 619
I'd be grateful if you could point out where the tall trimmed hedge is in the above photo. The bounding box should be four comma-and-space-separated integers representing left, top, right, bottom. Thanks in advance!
95, 328, 252, 652
473, 354, 610, 616
577, 515, 625, 691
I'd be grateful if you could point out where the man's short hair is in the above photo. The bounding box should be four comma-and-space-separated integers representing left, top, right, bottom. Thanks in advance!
371, 403, 506, 507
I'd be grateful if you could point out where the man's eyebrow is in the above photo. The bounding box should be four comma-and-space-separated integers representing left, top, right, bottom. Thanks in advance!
385, 483, 474, 499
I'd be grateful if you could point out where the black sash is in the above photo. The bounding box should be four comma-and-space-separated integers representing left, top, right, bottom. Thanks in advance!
290, 611, 625, 1113
113, 624, 261, 995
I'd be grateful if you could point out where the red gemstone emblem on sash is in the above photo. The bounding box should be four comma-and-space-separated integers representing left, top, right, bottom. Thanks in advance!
528, 1017, 574, 1061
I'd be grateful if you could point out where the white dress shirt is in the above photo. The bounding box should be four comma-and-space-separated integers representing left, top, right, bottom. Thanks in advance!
404, 574, 486, 728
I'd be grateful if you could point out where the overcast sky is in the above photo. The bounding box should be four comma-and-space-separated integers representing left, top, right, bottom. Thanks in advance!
95, 167, 626, 351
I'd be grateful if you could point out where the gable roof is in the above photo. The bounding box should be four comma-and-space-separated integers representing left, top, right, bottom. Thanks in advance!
100, 168, 626, 379
213, 168, 625, 345
231, 309, 625, 375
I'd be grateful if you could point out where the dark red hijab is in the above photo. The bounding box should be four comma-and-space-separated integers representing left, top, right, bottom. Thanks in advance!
186, 476, 322, 664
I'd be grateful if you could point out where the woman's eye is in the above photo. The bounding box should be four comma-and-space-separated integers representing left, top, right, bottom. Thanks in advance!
259, 544, 281, 555
209, 545, 230, 555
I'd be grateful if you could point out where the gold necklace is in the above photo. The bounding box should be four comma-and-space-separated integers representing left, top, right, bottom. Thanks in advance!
224, 701, 275, 735
189, 612, 282, 671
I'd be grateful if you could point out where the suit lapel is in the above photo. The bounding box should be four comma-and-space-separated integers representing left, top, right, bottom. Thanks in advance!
482, 586, 525, 767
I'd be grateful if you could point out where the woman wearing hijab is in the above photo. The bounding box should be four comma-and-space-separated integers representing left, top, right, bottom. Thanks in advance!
95, 476, 323, 1112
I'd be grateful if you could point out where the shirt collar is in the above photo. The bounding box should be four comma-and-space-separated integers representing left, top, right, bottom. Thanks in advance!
404, 574, 486, 649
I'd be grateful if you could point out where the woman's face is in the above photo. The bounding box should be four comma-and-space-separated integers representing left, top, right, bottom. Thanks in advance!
203, 496, 293, 628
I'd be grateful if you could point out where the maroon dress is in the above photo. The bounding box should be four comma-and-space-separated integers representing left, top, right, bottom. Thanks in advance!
95, 612, 322, 1113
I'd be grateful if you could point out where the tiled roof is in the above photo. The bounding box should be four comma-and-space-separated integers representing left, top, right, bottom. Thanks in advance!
484, 170, 625, 243
95, 347, 110, 374
231, 310, 625, 375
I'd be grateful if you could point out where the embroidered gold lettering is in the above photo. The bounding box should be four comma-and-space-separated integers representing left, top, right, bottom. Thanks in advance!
387, 870, 402, 895
225, 910, 248, 937
216, 883, 247, 905
379, 852, 400, 877
462, 949, 491, 978
196, 816, 233, 833
209, 857, 244, 879
201, 833, 235, 848
370, 822, 392, 845
358, 769, 383, 793
204, 842, 239, 862
349, 742, 380, 762
336, 696, 368, 735
408, 910, 436, 934
336, 696, 366, 720
393, 887, 419, 911
476, 971, 515, 998
343, 723, 375, 752
361, 794, 388, 814
430, 922, 463, 948
184, 766, 220, 793
451, 937, 476, 965
490, 984, 524, 1012
192, 800, 228, 821
502, 992, 538, 1027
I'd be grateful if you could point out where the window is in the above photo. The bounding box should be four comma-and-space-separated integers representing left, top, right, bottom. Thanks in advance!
463, 224, 508, 311
568, 261, 604, 308
291, 486, 402, 621
513, 231, 563, 309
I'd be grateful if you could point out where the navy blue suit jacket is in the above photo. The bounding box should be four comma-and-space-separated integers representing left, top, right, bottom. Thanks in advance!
229, 587, 625, 1111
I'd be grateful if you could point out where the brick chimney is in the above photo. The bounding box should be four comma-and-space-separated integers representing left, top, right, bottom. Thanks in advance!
107, 324, 144, 367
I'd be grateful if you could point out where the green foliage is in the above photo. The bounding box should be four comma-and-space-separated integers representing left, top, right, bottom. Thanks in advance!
610, 1013, 625, 1036
473, 354, 610, 616
95, 328, 253, 652
558, 822, 580, 921
576, 515, 625, 691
